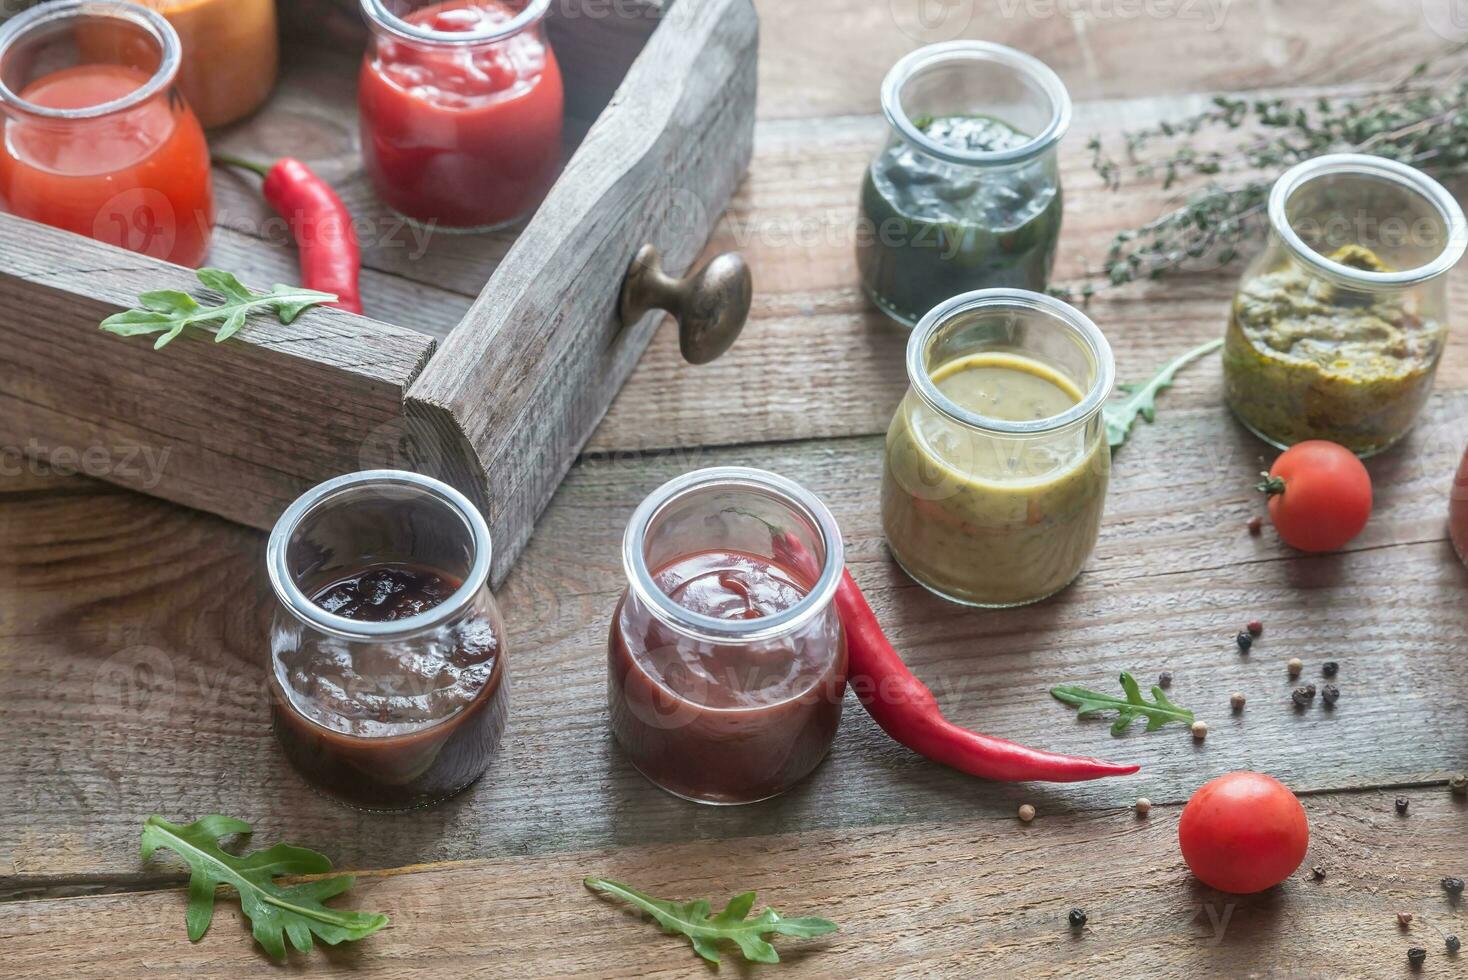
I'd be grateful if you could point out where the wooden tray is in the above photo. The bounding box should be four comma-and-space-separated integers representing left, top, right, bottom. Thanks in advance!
0, 0, 758, 583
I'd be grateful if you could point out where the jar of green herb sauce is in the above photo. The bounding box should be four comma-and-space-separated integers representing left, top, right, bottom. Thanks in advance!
856, 42, 1071, 327
1224, 154, 1466, 457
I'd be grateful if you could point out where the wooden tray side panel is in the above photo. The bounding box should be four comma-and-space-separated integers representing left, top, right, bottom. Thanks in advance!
403, 0, 759, 584
0, 216, 435, 527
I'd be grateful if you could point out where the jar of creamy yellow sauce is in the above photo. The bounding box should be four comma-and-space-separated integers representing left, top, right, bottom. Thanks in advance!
881, 289, 1115, 607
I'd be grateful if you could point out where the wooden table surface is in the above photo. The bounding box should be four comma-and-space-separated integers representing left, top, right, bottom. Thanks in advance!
4, 2, 1468, 977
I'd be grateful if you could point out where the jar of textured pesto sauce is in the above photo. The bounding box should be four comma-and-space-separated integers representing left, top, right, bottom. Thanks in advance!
1224, 154, 1466, 457
857, 42, 1071, 327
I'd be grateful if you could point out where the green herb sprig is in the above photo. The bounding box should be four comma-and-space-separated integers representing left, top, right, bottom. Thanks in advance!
584, 877, 837, 965
1052, 46, 1468, 299
1103, 338, 1222, 451
1051, 672, 1195, 735
140, 815, 389, 960
101, 269, 337, 349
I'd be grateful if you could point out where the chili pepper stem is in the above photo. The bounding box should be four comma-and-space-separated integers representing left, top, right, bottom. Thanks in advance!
212, 153, 273, 179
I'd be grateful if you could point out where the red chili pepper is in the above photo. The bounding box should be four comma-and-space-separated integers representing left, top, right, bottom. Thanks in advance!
213, 154, 363, 315
771, 530, 1139, 783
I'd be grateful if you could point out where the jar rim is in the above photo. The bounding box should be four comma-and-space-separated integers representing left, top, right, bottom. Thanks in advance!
0, 1, 182, 121
359, 0, 552, 44
906, 288, 1116, 436
879, 40, 1072, 167
1269, 153, 1468, 291
266, 470, 494, 643
622, 467, 845, 645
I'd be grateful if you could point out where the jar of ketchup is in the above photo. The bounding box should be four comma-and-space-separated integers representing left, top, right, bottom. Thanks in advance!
0, 0, 213, 267
267, 471, 510, 811
358, 0, 564, 231
1452, 443, 1468, 567
610, 468, 849, 805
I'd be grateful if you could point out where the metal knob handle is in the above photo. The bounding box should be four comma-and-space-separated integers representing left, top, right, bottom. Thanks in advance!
619, 244, 751, 365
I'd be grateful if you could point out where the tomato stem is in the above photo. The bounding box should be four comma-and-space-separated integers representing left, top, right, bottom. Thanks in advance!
1256, 472, 1286, 497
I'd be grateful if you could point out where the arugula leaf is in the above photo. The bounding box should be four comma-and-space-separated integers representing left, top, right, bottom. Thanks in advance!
1103, 338, 1223, 451
1051, 671, 1195, 735
140, 815, 389, 960
584, 877, 838, 965
101, 269, 337, 349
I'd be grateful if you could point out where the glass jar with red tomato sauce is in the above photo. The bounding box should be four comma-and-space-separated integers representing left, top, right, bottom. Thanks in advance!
358, 0, 564, 231
610, 468, 849, 806
0, 1, 213, 267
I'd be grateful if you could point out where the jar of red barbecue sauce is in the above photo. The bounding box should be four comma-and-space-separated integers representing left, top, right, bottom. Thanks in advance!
357, 0, 564, 231
266, 471, 509, 811
610, 467, 849, 805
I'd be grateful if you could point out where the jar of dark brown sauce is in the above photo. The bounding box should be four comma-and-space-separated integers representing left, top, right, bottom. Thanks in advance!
266, 470, 508, 810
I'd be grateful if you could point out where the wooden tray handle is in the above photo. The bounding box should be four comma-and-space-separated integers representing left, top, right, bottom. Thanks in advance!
620, 244, 751, 365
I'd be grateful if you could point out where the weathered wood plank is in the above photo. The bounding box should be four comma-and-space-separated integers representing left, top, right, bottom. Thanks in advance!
3, 389, 1464, 880
3, 786, 1463, 977
755, 0, 1459, 121
0, 214, 437, 530
590, 91, 1468, 453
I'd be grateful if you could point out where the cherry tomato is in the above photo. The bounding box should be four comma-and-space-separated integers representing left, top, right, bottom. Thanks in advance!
1179, 771, 1309, 893
1258, 440, 1372, 552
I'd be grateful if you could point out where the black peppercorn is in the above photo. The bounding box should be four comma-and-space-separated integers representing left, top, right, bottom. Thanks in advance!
1158, 671, 1173, 689
1321, 683, 1339, 706
1443, 876, 1465, 896
1235, 631, 1253, 652
1292, 686, 1314, 707
1312, 866, 1326, 881
1409, 946, 1427, 966
1448, 935, 1461, 954
1322, 661, 1339, 677
1068, 909, 1087, 929
1396, 796, 1410, 815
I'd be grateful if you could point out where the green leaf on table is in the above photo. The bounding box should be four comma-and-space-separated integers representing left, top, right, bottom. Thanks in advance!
584, 876, 838, 965
140, 815, 389, 960
1103, 338, 1223, 451
1051, 671, 1195, 735
101, 268, 337, 349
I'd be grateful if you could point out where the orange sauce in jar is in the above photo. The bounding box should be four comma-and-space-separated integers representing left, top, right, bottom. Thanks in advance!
139, 0, 278, 128
0, 64, 214, 267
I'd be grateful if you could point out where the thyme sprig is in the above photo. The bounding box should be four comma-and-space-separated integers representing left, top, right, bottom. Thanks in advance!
1053, 46, 1468, 300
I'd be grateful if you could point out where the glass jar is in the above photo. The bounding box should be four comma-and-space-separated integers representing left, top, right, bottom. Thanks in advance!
1223, 154, 1467, 456
609, 467, 848, 805
358, 0, 564, 231
856, 41, 1070, 327
139, 0, 279, 128
0, 0, 213, 267
882, 289, 1114, 607
266, 470, 509, 811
